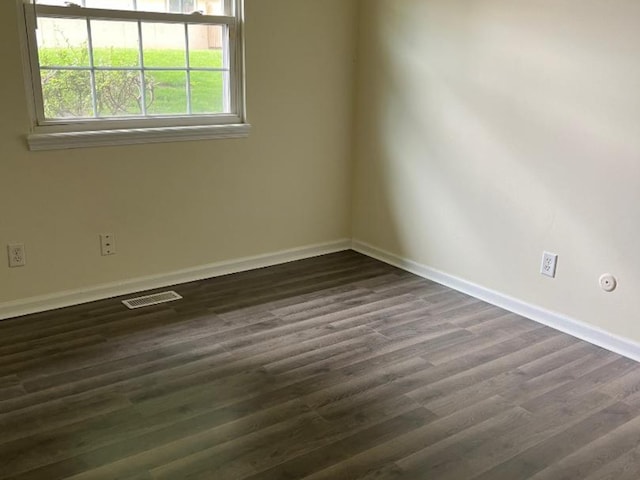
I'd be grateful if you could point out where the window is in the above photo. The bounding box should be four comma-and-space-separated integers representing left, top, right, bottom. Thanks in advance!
19, 0, 249, 150
167, 0, 196, 13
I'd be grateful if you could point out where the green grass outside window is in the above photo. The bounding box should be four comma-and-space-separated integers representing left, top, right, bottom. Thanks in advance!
38, 48, 225, 118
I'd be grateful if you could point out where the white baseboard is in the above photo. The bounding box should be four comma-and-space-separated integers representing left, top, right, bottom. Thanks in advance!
5, 237, 639, 364
352, 240, 640, 363
0, 239, 352, 321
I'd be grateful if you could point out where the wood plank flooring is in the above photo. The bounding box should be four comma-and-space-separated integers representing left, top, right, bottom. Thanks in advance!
1, 250, 639, 479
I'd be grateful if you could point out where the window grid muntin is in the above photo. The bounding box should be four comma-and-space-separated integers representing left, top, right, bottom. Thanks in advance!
39, 66, 228, 71
184, 23, 191, 114
34, 7, 232, 121
136, 17, 147, 115
34, 5, 236, 25
40, 0, 218, 14
221, 17, 230, 112
85, 17, 99, 116
21, 0, 246, 136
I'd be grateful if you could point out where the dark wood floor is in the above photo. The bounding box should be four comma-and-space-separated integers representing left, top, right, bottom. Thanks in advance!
1, 251, 640, 479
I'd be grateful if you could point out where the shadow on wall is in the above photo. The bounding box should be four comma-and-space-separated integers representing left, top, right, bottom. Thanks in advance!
353, 0, 640, 302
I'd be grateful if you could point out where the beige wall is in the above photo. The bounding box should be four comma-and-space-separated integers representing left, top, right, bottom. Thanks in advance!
4, 0, 640, 347
0, 0, 357, 304
352, 0, 640, 341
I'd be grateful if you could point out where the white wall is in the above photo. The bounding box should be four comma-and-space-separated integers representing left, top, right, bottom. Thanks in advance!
352, 0, 640, 342
0, 0, 357, 305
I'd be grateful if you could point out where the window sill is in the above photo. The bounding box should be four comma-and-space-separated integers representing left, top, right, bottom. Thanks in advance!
27, 123, 251, 151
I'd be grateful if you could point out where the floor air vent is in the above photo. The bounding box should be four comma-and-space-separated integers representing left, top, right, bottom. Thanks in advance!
122, 291, 183, 309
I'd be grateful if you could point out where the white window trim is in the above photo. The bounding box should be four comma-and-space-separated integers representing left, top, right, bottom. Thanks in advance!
17, 0, 249, 150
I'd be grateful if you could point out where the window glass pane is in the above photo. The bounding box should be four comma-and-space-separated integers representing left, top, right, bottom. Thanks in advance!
41, 70, 93, 118
145, 71, 187, 114
190, 71, 225, 114
136, 0, 172, 13
166, 0, 195, 13
204, 0, 229, 15
37, 0, 74, 6
37, 17, 90, 67
39, 0, 230, 14
32, 1, 239, 124
188, 25, 225, 68
84, 0, 135, 10
142, 23, 186, 67
91, 20, 140, 67
95, 70, 143, 116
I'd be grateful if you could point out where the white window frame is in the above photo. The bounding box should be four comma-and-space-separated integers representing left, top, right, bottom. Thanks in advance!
17, 0, 249, 150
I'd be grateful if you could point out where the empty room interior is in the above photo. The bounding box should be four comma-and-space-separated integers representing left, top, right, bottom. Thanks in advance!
1, 0, 640, 478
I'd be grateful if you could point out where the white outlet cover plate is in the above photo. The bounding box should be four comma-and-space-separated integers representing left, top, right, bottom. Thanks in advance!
100, 234, 116, 256
540, 252, 558, 278
7, 244, 26, 267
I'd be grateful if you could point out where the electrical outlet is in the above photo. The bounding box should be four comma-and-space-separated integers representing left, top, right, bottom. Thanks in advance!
100, 233, 116, 256
540, 251, 558, 278
7, 244, 26, 268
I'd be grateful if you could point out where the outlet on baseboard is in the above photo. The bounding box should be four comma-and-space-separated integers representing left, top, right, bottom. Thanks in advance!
7, 243, 26, 268
540, 251, 558, 278
100, 234, 116, 256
